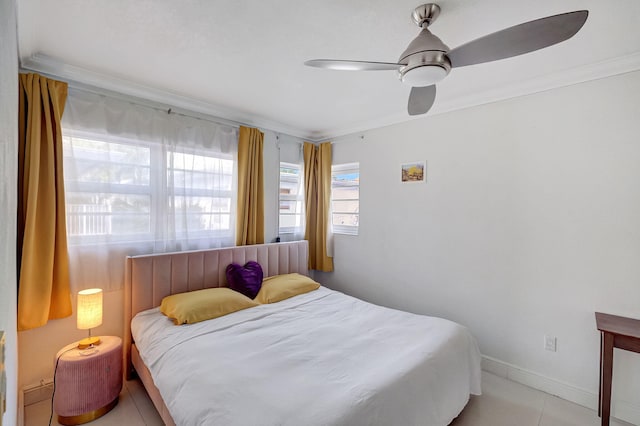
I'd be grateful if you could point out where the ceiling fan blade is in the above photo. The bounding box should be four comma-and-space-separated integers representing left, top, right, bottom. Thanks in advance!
408, 85, 437, 116
447, 10, 588, 68
304, 59, 403, 71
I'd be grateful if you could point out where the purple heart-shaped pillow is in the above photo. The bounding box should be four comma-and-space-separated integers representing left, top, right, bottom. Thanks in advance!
226, 261, 263, 299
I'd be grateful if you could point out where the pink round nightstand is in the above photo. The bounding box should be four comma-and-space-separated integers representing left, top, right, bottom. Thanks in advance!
53, 336, 123, 425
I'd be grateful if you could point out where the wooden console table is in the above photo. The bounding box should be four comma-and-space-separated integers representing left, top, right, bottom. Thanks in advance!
595, 312, 640, 426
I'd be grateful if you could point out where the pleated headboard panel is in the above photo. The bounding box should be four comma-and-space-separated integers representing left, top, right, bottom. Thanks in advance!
123, 240, 309, 377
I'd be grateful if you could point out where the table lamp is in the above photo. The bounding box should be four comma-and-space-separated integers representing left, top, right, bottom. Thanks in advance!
77, 288, 103, 349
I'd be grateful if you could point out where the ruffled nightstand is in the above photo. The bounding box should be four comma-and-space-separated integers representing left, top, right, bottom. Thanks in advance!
53, 336, 122, 425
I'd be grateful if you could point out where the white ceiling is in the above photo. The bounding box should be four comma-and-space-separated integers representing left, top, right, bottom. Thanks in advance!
17, 0, 640, 141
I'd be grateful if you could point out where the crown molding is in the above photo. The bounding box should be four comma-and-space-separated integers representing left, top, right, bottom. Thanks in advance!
21, 52, 640, 143
20, 53, 310, 141
316, 51, 640, 142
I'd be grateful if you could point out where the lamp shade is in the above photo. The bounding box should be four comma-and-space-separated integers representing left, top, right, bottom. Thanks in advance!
77, 288, 103, 330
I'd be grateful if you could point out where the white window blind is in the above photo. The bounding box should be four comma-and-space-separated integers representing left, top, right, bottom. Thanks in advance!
279, 162, 304, 236
64, 135, 153, 241
167, 149, 234, 237
331, 163, 359, 235
64, 136, 235, 241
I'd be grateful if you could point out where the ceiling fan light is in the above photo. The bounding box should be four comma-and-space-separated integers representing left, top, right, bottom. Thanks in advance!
331, 63, 365, 71
401, 65, 447, 87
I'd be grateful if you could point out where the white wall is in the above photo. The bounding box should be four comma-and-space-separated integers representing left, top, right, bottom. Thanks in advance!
18, 121, 303, 390
317, 71, 640, 422
0, 0, 19, 424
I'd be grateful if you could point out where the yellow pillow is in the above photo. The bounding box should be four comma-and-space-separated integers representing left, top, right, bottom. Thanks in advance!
255, 273, 320, 304
160, 287, 259, 325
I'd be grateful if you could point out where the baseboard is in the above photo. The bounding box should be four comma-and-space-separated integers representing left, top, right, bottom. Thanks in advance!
481, 355, 640, 425
17, 388, 24, 426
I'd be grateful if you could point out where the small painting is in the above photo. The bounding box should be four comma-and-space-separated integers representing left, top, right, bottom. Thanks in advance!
401, 161, 426, 183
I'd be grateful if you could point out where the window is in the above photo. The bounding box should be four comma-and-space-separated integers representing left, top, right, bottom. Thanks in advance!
167, 149, 234, 236
60, 90, 238, 293
279, 162, 304, 235
63, 134, 235, 244
331, 163, 359, 235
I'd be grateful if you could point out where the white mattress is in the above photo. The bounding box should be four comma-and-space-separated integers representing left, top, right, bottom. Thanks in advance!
131, 286, 481, 426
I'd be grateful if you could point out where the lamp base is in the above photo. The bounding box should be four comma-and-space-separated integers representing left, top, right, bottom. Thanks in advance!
58, 396, 118, 425
77, 336, 101, 349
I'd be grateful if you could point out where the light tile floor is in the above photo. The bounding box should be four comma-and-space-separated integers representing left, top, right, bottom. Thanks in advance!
25, 371, 634, 426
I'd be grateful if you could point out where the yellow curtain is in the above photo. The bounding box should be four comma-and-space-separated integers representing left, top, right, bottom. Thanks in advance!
303, 142, 333, 271
236, 126, 265, 246
17, 73, 72, 331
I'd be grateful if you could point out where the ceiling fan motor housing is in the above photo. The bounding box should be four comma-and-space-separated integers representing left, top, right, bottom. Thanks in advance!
398, 28, 451, 87
412, 3, 441, 28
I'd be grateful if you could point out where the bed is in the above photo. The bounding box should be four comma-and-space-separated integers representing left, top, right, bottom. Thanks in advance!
124, 241, 482, 426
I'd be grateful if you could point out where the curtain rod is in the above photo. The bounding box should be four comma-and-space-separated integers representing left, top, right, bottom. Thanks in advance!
19, 55, 312, 140
65, 81, 313, 147
61, 80, 311, 146
65, 78, 242, 130
19, 65, 271, 134
61, 80, 310, 147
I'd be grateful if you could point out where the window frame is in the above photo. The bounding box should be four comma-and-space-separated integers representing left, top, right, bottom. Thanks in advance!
63, 131, 235, 245
165, 147, 235, 240
331, 162, 359, 236
278, 161, 304, 235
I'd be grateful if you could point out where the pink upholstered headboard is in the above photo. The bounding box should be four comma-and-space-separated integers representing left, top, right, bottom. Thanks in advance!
123, 240, 309, 376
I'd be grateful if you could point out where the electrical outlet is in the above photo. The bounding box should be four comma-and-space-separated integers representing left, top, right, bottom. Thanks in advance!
544, 335, 557, 352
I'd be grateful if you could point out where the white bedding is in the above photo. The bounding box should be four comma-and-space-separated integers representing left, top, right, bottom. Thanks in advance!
132, 286, 481, 426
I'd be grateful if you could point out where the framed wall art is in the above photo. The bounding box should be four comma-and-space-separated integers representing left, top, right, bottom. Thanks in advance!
401, 161, 426, 183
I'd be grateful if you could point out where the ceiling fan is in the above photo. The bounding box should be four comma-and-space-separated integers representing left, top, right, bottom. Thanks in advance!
305, 4, 588, 116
